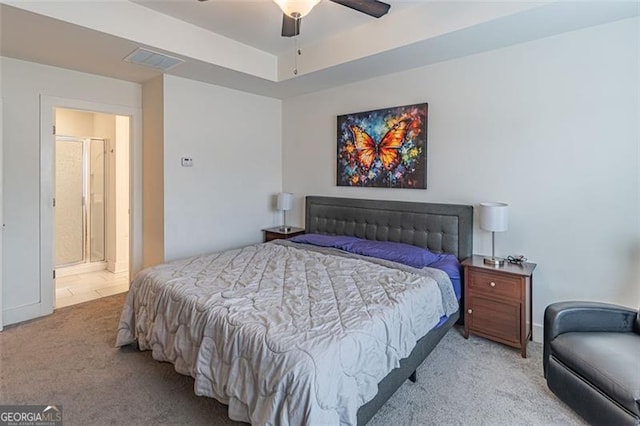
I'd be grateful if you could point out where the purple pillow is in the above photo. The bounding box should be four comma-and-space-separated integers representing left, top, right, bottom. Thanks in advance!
342, 239, 439, 269
290, 234, 460, 297
428, 254, 462, 300
288, 233, 361, 248
428, 254, 461, 279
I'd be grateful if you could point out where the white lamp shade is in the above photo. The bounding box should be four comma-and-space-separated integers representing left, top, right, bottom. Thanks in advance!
276, 192, 293, 211
273, 0, 320, 18
479, 202, 508, 232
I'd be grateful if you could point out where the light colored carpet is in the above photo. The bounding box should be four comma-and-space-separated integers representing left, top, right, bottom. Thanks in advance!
0, 293, 586, 426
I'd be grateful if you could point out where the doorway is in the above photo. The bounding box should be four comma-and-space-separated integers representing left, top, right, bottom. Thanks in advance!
54, 108, 130, 308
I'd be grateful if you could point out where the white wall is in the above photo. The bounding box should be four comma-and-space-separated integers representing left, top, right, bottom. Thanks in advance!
56, 109, 95, 136
114, 116, 130, 273
0, 87, 3, 331
282, 17, 640, 339
162, 75, 282, 261
1, 57, 141, 325
142, 76, 164, 268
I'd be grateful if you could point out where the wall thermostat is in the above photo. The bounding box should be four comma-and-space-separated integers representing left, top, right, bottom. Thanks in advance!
181, 157, 193, 167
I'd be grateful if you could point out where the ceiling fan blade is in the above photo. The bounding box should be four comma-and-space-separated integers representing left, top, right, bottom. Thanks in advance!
281, 14, 301, 37
330, 0, 390, 18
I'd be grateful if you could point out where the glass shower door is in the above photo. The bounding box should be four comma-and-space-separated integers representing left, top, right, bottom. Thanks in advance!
55, 136, 106, 268
55, 138, 85, 266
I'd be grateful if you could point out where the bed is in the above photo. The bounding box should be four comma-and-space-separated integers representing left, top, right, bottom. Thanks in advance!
116, 196, 473, 425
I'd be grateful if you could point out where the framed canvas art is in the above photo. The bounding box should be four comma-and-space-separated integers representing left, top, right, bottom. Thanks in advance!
337, 103, 428, 189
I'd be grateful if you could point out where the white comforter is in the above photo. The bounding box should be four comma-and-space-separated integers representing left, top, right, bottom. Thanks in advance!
116, 241, 458, 425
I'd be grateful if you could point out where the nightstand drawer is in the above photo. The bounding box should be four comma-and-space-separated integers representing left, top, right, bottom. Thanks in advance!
468, 270, 522, 300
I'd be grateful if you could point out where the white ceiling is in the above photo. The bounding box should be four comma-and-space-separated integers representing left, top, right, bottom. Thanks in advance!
133, 0, 421, 55
1, 1, 638, 99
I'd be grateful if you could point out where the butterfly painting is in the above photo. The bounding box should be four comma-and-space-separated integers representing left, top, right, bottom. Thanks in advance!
337, 103, 427, 188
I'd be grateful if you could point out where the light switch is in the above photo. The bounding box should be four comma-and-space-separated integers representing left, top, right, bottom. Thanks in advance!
181, 157, 193, 167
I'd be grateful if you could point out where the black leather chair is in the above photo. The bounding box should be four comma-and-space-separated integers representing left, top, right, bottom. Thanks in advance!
544, 302, 640, 425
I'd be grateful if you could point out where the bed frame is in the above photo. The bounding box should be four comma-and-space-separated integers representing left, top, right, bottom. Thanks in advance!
305, 196, 473, 425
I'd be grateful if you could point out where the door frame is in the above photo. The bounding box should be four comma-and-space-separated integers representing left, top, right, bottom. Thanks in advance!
40, 96, 142, 314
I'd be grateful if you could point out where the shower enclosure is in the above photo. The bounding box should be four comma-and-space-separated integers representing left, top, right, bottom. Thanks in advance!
54, 136, 106, 268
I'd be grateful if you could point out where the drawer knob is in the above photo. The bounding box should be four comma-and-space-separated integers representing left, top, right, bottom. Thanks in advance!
467, 309, 473, 314
490, 282, 496, 287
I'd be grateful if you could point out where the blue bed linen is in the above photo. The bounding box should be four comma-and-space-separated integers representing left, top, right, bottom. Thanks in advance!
288, 234, 462, 299
428, 253, 462, 301
286, 233, 361, 248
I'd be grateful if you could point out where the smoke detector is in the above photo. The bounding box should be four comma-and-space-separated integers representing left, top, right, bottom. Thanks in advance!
124, 48, 184, 71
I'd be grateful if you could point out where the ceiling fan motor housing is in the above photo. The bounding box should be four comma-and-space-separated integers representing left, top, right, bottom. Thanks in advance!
279, 0, 391, 37
274, 0, 321, 19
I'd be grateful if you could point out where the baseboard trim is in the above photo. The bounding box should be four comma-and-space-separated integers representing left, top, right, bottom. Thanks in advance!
532, 322, 543, 343
56, 262, 107, 277
3, 302, 53, 327
110, 260, 129, 274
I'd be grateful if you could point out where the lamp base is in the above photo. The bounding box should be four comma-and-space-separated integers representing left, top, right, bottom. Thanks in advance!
279, 226, 292, 232
483, 256, 505, 267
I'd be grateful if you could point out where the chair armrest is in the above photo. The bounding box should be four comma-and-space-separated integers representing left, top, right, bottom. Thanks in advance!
545, 301, 637, 337
543, 301, 637, 377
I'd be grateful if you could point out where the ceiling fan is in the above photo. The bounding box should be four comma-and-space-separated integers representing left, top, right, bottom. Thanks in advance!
277, 0, 391, 37
198, 0, 391, 38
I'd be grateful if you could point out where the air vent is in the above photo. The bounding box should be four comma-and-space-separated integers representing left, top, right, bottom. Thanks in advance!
123, 48, 184, 71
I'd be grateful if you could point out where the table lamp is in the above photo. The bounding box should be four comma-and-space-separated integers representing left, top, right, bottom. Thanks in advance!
277, 192, 293, 232
479, 202, 508, 266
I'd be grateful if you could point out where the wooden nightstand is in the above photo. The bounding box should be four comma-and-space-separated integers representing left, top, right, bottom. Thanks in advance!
462, 255, 537, 358
262, 226, 305, 242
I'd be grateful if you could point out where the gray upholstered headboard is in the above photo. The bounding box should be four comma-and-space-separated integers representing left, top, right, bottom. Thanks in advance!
305, 196, 473, 261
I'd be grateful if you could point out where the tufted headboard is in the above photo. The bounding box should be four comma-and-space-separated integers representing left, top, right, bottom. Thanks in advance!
305, 196, 473, 261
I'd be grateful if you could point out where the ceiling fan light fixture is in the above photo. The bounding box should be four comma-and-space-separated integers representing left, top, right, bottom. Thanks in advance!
274, 0, 320, 19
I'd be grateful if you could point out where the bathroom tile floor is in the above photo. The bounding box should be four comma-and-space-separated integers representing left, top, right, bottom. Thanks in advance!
55, 269, 130, 309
